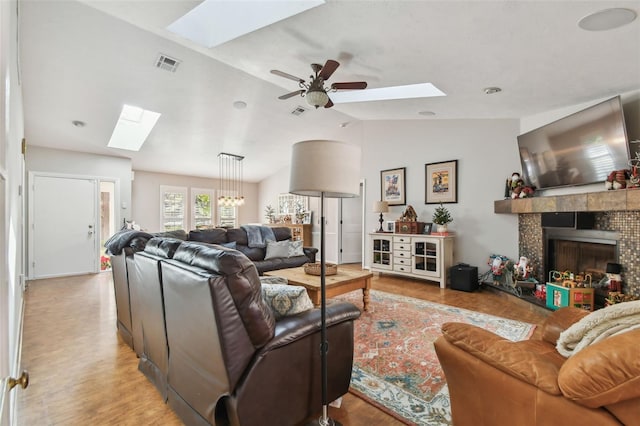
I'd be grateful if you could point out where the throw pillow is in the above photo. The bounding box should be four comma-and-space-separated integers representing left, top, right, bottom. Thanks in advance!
264, 239, 305, 260
288, 240, 304, 257
259, 276, 288, 285
261, 284, 313, 319
264, 240, 290, 260
221, 241, 237, 250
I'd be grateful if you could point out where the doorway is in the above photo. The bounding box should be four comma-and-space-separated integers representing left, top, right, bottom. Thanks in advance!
339, 180, 364, 264
100, 181, 116, 271
29, 173, 99, 279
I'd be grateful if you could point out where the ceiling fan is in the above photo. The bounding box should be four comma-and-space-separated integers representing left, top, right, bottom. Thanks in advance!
270, 59, 367, 109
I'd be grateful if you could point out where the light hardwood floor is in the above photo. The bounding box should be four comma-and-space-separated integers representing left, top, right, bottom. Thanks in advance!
16, 265, 549, 425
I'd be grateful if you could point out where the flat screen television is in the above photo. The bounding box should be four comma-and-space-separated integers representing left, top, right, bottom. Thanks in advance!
518, 96, 630, 190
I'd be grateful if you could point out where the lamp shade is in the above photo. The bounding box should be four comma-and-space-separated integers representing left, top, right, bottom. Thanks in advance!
290, 140, 361, 198
372, 200, 389, 213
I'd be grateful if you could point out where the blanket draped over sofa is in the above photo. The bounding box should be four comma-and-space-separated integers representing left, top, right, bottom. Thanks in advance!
241, 225, 276, 248
556, 300, 640, 357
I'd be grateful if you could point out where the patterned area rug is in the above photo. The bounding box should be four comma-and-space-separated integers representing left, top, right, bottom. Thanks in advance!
336, 290, 536, 425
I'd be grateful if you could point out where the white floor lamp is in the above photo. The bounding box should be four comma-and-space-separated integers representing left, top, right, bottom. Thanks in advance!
289, 140, 361, 426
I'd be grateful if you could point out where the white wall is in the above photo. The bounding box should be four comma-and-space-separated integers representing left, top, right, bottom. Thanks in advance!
259, 165, 290, 222
26, 146, 132, 226
361, 119, 520, 271
132, 170, 259, 232
260, 119, 521, 272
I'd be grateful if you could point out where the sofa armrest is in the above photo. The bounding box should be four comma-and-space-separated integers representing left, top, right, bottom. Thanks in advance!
303, 247, 318, 263
540, 307, 590, 345
440, 322, 562, 394
558, 328, 640, 408
262, 301, 360, 353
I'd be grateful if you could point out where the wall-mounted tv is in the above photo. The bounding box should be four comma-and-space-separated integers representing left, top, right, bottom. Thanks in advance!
518, 96, 630, 190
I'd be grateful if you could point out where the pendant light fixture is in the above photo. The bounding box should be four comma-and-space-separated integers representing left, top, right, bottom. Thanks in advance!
217, 152, 245, 207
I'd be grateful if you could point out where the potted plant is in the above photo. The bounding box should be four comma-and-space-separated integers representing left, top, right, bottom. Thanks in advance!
264, 205, 276, 224
432, 203, 453, 233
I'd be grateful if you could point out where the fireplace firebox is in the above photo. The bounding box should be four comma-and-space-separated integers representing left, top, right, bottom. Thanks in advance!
545, 229, 618, 282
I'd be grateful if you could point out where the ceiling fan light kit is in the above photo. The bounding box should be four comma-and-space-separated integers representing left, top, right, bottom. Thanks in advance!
306, 90, 329, 108
271, 59, 366, 109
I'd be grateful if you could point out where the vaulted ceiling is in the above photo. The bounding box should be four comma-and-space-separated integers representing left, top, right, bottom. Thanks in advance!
19, 0, 640, 181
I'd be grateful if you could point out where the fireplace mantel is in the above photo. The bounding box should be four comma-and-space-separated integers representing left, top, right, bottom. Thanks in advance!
495, 189, 640, 214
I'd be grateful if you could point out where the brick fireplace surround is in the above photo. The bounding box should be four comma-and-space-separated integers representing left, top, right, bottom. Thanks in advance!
495, 190, 640, 298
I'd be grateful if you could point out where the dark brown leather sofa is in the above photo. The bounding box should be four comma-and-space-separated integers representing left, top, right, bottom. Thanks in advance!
434, 307, 640, 425
128, 236, 184, 400
108, 232, 157, 351
106, 230, 187, 351
106, 226, 317, 351
159, 241, 361, 426
188, 227, 317, 274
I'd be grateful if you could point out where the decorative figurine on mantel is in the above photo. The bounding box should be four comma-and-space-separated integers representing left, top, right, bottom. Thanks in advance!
506, 172, 536, 199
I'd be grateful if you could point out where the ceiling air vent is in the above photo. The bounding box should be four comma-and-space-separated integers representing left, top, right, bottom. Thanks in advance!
291, 106, 307, 116
155, 54, 181, 72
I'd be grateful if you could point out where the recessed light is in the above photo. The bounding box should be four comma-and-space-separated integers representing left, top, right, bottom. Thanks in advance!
483, 87, 502, 95
579, 8, 637, 31
418, 111, 435, 116
233, 101, 247, 110
72, 120, 86, 127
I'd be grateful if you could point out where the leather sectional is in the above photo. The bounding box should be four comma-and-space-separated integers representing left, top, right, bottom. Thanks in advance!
106, 229, 359, 425
106, 226, 317, 350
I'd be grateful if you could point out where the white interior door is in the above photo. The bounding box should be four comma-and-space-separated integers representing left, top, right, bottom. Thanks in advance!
30, 174, 98, 279
323, 198, 339, 264
339, 181, 363, 264
0, 173, 10, 424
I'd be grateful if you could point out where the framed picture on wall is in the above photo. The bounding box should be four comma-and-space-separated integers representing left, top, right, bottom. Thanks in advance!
381, 167, 406, 206
425, 160, 458, 204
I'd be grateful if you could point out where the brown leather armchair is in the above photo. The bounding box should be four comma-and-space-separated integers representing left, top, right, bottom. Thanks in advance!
434, 307, 640, 426
160, 241, 361, 426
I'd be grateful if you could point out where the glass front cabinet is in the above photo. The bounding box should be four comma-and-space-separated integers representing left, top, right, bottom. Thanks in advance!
371, 235, 392, 270
412, 237, 440, 278
369, 233, 453, 288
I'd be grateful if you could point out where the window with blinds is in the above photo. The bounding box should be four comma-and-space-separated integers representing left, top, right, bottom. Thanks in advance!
192, 188, 214, 229
160, 185, 187, 231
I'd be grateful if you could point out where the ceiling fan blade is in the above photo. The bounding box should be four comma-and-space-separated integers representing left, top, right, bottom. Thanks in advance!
278, 90, 305, 100
324, 98, 334, 108
318, 60, 339, 80
270, 69, 305, 83
331, 82, 368, 90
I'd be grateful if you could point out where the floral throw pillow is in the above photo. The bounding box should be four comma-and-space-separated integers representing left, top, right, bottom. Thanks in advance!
261, 283, 313, 319
288, 240, 304, 257
264, 239, 304, 260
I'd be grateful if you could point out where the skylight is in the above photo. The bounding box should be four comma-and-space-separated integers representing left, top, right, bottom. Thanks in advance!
107, 104, 161, 151
330, 83, 446, 104
167, 0, 325, 48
